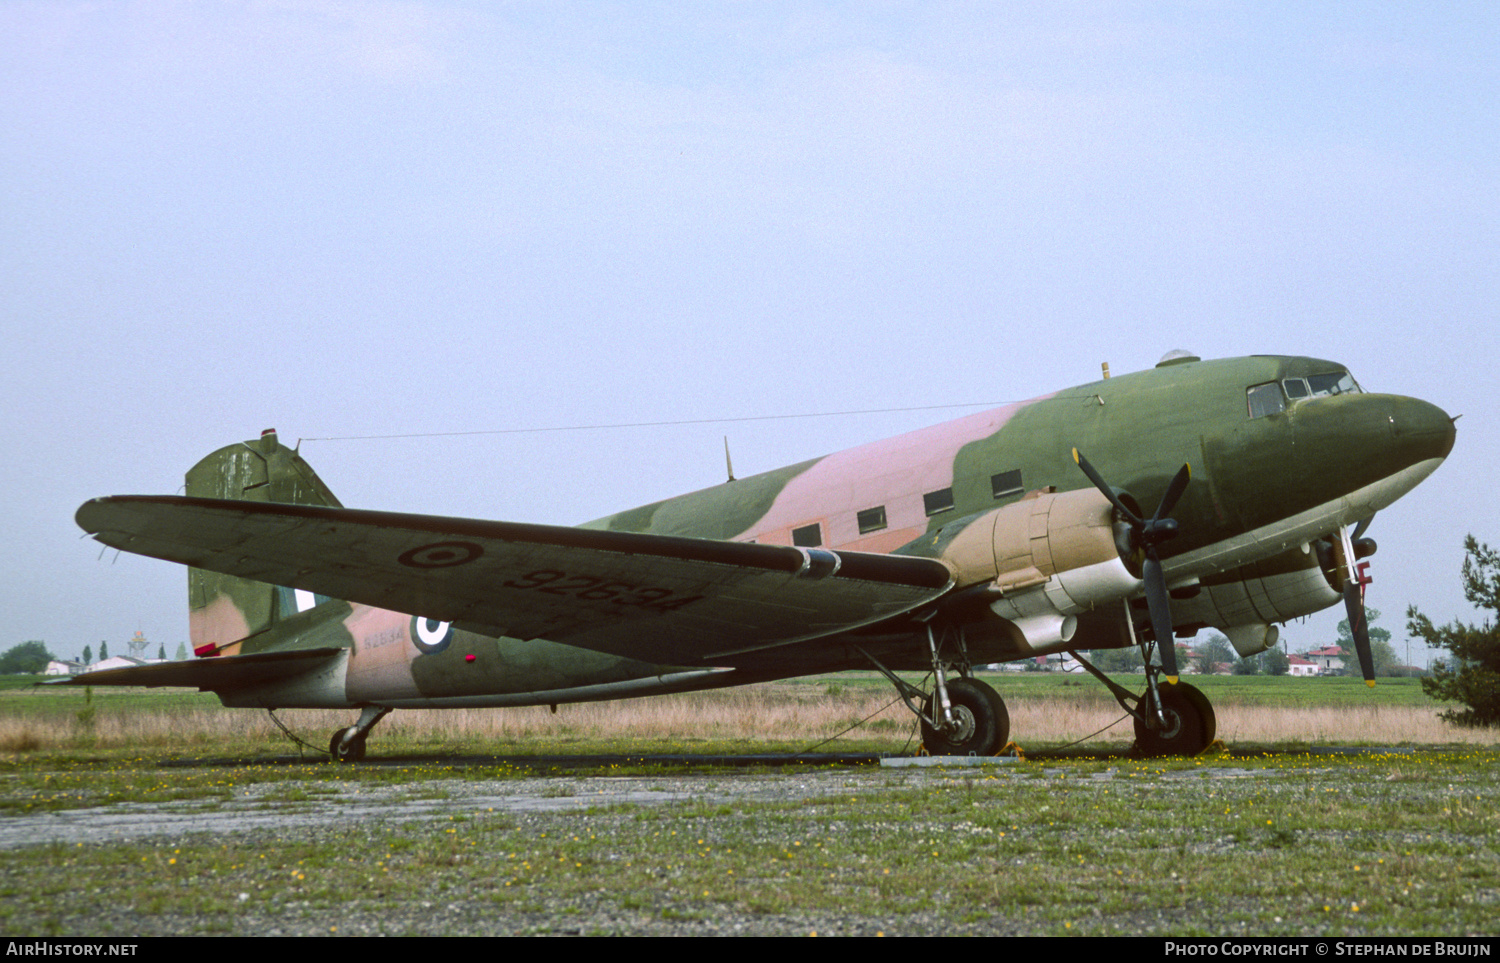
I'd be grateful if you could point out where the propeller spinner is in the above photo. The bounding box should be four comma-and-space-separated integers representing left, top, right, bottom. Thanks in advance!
1072, 449, 1192, 682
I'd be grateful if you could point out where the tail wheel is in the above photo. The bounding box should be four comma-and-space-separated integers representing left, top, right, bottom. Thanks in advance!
329, 726, 367, 763
1133, 681, 1216, 756
921, 678, 1010, 756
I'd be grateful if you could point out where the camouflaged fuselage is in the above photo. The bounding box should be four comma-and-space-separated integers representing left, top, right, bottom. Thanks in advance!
175, 354, 1452, 709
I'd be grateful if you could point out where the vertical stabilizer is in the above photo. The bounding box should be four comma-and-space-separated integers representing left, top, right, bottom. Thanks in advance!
186, 430, 342, 656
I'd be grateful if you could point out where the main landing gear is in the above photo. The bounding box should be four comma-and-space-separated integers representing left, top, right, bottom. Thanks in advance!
329, 706, 391, 763
1068, 649, 1217, 757
861, 620, 1012, 757
920, 677, 1010, 756
1132, 679, 1216, 756
1068, 449, 1215, 754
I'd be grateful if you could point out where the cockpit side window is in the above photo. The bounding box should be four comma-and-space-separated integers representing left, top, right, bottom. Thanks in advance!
1246, 382, 1286, 418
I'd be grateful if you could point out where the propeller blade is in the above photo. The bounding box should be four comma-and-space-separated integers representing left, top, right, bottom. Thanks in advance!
1343, 581, 1376, 687
1143, 555, 1179, 682
1071, 448, 1143, 526
1152, 463, 1192, 524
1072, 448, 1192, 684
1351, 515, 1375, 543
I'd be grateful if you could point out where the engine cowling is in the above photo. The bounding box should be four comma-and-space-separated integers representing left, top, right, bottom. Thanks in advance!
1168, 543, 1344, 656
941, 487, 1140, 653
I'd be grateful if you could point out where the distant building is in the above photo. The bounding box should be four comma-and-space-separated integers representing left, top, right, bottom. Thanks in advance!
1306, 645, 1347, 674
44, 660, 84, 677
1287, 655, 1319, 677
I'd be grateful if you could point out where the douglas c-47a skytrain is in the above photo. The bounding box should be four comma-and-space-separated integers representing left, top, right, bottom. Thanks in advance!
70, 352, 1455, 759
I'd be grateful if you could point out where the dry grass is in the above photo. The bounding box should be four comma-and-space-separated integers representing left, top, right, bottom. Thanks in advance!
2, 683, 1496, 753
1006, 698, 1500, 747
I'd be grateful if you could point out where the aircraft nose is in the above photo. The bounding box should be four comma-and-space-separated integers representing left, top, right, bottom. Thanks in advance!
1389, 395, 1457, 465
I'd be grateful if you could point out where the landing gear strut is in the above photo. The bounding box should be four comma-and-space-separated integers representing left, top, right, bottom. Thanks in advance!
329, 706, 391, 763
860, 619, 1011, 757
1068, 646, 1217, 757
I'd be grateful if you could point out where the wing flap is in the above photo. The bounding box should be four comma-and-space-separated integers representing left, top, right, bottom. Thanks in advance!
77, 496, 954, 666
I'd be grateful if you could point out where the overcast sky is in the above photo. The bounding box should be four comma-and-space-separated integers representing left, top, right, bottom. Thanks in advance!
2, 2, 1494, 667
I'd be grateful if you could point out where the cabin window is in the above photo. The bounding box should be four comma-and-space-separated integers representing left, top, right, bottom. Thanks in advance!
856, 506, 887, 534
991, 469, 1023, 499
1246, 382, 1286, 419
923, 488, 955, 516
792, 523, 823, 547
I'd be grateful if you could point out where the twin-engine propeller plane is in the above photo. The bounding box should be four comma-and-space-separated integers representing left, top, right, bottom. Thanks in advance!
68, 352, 1455, 760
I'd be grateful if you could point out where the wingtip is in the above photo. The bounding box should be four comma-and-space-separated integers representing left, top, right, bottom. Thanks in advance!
74, 497, 107, 532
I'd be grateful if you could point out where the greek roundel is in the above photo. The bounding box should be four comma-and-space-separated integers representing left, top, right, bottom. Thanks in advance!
411, 617, 454, 654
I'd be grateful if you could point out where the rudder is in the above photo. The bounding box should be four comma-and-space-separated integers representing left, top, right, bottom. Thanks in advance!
186, 429, 342, 656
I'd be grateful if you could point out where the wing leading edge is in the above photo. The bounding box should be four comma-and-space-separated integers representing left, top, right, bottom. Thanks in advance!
77, 496, 955, 666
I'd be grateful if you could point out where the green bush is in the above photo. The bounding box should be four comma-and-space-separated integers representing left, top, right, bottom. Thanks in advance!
1408, 536, 1500, 727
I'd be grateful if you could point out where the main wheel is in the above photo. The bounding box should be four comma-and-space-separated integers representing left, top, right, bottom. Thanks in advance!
329, 726, 367, 762
921, 678, 1010, 756
1133, 681, 1216, 756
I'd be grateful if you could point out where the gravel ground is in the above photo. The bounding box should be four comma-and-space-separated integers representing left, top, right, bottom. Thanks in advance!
0, 768, 860, 850
5, 764, 1026, 936
3, 751, 1495, 937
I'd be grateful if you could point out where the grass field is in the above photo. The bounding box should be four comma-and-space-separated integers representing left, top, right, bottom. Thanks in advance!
1, 672, 1495, 936
2, 672, 1492, 757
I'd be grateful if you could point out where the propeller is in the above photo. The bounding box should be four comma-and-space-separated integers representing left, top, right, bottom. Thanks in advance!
1339, 522, 1378, 687
1072, 449, 1192, 683
1343, 581, 1376, 686
1313, 521, 1377, 686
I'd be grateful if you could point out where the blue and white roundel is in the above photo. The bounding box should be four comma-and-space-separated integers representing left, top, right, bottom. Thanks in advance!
411, 617, 454, 654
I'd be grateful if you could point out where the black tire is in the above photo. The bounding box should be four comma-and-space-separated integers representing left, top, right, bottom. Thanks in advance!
1133, 681, 1216, 756
329, 726, 367, 762
921, 678, 1010, 756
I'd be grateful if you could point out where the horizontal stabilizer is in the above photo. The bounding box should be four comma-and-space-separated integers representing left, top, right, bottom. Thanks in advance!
76, 496, 955, 666
47, 647, 345, 693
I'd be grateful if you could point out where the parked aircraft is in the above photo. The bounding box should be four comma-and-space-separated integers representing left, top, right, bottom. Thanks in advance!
69, 352, 1455, 759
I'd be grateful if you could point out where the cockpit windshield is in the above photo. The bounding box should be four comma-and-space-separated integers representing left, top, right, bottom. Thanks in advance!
1284, 371, 1361, 401
1247, 369, 1362, 418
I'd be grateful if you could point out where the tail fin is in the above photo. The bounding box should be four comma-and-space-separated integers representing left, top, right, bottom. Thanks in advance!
186, 429, 342, 656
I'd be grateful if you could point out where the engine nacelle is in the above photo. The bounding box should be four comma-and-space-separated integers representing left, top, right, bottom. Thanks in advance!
941, 487, 1139, 652
1169, 543, 1344, 655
